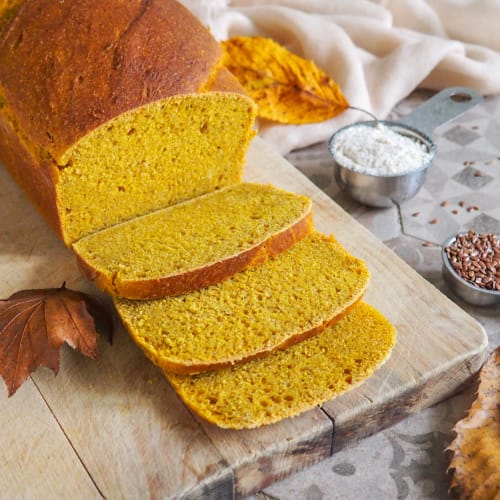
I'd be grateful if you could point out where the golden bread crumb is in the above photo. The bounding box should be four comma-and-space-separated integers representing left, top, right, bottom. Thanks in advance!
58, 93, 256, 242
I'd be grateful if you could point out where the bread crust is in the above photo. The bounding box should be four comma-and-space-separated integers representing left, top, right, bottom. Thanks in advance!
0, 0, 224, 162
75, 207, 314, 299
0, 103, 64, 237
203, 66, 249, 95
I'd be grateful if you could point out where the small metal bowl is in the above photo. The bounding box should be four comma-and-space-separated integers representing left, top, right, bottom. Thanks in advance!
328, 120, 436, 208
328, 87, 483, 207
441, 233, 500, 307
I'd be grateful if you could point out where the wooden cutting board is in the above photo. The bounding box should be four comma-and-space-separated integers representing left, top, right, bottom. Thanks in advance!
0, 138, 488, 499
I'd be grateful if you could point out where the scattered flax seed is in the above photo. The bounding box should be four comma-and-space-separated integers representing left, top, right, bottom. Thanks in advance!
467, 205, 480, 212
471, 125, 479, 130
440, 200, 448, 207
484, 159, 494, 166
459, 200, 466, 207
463, 160, 475, 166
474, 170, 484, 177
452, 209, 459, 215
429, 218, 438, 224
411, 211, 420, 217
422, 241, 434, 247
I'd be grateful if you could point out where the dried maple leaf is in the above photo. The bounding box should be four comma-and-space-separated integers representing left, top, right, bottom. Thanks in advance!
447, 346, 500, 499
222, 36, 349, 124
0, 284, 111, 397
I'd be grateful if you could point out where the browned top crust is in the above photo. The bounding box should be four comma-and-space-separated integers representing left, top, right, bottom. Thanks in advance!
0, 0, 223, 162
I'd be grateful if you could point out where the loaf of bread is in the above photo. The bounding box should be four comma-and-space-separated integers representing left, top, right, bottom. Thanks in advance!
73, 183, 313, 299
0, 0, 256, 245
115, 232, 370, 374
166, 302, 396, 429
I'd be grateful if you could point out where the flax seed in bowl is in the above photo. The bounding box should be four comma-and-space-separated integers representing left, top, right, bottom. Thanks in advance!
442, 230, 500, 306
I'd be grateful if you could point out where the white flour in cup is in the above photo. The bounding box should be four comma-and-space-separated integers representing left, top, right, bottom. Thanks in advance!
331, 123, 432, 175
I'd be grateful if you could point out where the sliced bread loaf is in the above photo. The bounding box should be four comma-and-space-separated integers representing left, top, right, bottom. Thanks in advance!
115, 231, 370, 374
73, 183, 313, 299
0, 0, 256, 244
166, 302, 396, 429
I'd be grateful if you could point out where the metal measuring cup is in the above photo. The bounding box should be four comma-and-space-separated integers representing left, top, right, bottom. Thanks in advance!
328, 87, 483, 207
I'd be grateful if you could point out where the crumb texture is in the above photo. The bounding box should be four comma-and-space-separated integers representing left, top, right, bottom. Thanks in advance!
58, 93, 255, 242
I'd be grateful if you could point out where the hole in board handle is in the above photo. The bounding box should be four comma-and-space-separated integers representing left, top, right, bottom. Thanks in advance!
450, 92, 473, 103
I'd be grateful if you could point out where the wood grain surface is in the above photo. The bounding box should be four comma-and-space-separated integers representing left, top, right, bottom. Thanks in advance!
0, 138, 488, 499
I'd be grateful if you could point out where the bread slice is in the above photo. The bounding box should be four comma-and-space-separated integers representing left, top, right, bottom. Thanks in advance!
115, 231, 370, 374
74, 183, 313, 299
166, 302, 396, 429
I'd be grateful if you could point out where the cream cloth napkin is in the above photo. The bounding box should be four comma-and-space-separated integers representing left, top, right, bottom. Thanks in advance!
180, 0, 500, 154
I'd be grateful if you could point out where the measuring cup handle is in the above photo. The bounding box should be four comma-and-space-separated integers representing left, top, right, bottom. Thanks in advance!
397, 87, 482, 138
